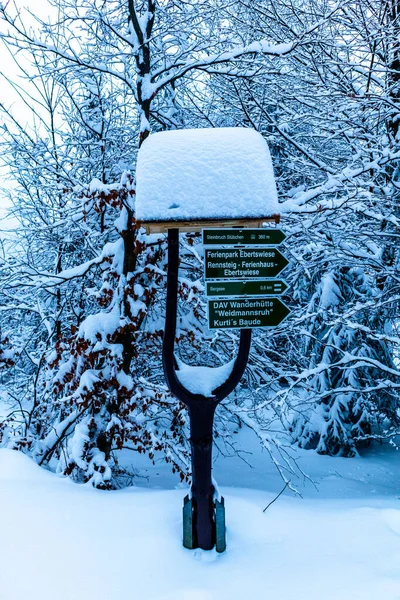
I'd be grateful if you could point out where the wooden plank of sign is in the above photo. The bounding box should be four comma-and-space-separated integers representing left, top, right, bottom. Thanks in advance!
137, 215, 280, 234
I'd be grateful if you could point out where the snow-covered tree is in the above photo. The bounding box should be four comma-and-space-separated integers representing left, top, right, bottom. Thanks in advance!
283, 0, 400, 454
195, 0, 400, 455
0, 0, 321, 486
3, 0, 399, 488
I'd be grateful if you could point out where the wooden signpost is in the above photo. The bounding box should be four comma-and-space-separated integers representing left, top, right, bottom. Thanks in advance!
134, 128, 290, 555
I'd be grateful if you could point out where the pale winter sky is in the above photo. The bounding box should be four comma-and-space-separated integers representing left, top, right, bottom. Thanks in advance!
0, 0, 52, 107
0, 0, 52, 232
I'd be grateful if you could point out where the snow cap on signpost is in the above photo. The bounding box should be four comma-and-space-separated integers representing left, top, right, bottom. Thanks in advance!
135, 127, 279, 231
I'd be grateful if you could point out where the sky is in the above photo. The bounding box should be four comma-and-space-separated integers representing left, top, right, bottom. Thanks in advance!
0, 0, 52, 233
0, 0, 53, 115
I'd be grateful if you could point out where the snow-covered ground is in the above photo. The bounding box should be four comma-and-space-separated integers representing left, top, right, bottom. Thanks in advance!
2, 431, 400, 600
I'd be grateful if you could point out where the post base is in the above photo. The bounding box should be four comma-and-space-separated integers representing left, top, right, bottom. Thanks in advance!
183, 494, 195, 549
215, 497, 226, 553
182, 494, 226, 552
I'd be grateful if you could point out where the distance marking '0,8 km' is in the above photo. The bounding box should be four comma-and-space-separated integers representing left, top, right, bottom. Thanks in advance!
202, 228, 286, 247
204, 248, 289, 280
206, 279, 288, 298
208, 297, 290, 330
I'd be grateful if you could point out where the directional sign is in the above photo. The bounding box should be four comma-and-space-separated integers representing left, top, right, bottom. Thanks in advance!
206, 280, 288, 298
203, 228, 285, 246
204, 248, 289, 280
208, 297, 290, 330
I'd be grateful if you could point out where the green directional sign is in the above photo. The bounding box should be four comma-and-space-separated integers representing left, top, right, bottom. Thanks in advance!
208, 297, 290, 330
203, 228, 286, 246
204, 248, 289, 280
206, 280, 288, 298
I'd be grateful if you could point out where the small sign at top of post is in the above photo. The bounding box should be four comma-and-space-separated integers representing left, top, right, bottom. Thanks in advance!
203, 228, 285, 246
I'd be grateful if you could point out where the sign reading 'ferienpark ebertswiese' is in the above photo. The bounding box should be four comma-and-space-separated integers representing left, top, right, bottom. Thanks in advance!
208, 298, 290, 330
204, 248, 289, 280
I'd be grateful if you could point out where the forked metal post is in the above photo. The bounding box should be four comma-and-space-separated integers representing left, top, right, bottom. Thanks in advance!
162, 228, 251, 551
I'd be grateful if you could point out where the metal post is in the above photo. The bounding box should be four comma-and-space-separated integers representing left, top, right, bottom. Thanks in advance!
162, 228, 252, 551
189, 402, 216, 550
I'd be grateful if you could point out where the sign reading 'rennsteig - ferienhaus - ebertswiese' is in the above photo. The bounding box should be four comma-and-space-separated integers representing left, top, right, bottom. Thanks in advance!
204, 248, 289, 280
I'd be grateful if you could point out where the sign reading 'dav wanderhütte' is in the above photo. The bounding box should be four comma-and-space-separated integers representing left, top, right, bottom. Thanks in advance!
208, 298, 290, 330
